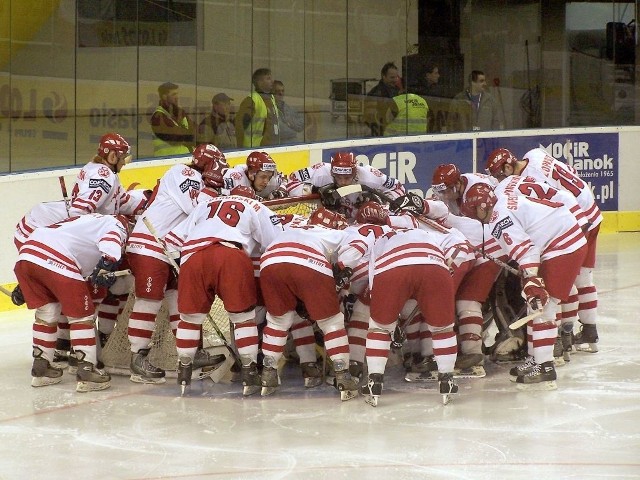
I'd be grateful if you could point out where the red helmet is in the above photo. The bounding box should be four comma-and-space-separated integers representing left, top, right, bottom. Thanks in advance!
355, 201, 389, 225
98, 133, 131, 160
330, 152, 357, 176
460, 183, 498, 219
192, 144, 228, 188
246, 151, 277, 175
230, 185, 257, 199
431, 164, 461, 193
485, 148, 518, 177
308, 207, 348, 230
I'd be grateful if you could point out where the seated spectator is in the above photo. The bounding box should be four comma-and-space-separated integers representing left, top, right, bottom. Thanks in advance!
197, 93, 237, 151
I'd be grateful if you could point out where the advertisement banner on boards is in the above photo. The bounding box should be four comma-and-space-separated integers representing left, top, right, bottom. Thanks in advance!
323, 140, 474, 197
479, 133, 618, 211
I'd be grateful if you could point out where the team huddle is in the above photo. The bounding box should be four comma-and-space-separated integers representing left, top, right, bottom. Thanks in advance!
11, 132, 601, 406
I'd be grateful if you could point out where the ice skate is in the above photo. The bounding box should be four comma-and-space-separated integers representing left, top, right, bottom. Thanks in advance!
515, 361, 557, 391
301, 362, 323, 388
404, 355, 438, 382
193, 347, 226, 370
553, 335, 565, 367
509, 355, 536, 382
177, 355, 192, 396
361, 373, 383, 407
573, 323, 598, 353
240, 356, 261, 396
333, 360, 359, 401
52, 338, 71, 369
348, 360, 364, 383
75, 352, 111, 392
261, 355, 279, 396
31, 347, 63, 387
438, 372, 459, 405
67, 348, 78, 374
130, 348, 166, 384
454, 353, 486, 378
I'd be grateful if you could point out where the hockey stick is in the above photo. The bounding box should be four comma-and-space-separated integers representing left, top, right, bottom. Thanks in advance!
142, 216, 241, 368
262, 193, 320, 208
0, 285, 13, 297
508, 310, 544, 330
58, 176, 71, 217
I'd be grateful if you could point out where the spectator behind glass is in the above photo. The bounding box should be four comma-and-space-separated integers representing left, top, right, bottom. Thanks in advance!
197, 93, 237, 151
384, 84, 429, 137
235, 68, 281, 148
273, 80, 304, 143
363, 62, 401, 137
447, 70, 503, 132
150, 82, 196, 157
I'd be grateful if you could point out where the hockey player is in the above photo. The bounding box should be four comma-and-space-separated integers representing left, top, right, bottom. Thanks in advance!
485, 147, 602, 353
259, 207, 362, 400
125, 143, 229, 384
221, 151, 288, 199
14, 213, 130, 392
166, 192, 284, 396
286, 151, 405, 219
431, 163, 497, 216
363, 226, 459, 406
461, 183, 587, 390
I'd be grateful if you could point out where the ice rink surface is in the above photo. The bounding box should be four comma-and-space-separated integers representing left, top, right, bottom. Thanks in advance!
0, 233, 638, 480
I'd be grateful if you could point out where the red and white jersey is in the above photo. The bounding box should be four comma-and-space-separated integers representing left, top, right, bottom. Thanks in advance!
445, 213, 505, 265
388, 214, 475, 269
222, 164, 285, 199
371, 228, 448, 286
439, 173, 497, 216
488, 193, 586, 272
126, 163, 204, 263
17, 214, 127, 281
286, 162, 405, 218
521, 148, 602, 229
166, 195, 283, 265
70, 162, 144, 216
260, 225, 349, 278
338, 223, 395, 294
14, 201, 68, 249
496, 175, 589, 230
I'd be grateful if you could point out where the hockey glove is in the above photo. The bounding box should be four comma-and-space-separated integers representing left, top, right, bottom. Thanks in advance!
341, 293, 357, 322
90, 255, 119, 288
332, 263, 353, 291
11, 284, 25, 306
521, 276, 549, 311
318, 184, 341, 210
269, 187, 288, 200
389, 192, 425, 215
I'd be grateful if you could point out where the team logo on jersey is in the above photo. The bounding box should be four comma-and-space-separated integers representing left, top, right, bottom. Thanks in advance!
182, 167, 195, 177
98, 166, 111, 178
179, 178, 200, 193
491, 217, 514, 239
382, 176, 395, 189
231, 171, 243, 180
89, 178, 111, 193
371, 168, 383, 178
269, 215, 281, 226
224, 177, 235, 190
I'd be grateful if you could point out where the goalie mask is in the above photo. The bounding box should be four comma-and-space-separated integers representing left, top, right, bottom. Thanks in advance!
308, 207, 348, 230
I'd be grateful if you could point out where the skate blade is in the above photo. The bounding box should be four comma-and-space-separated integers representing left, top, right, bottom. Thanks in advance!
574, 343, 598, 353
76, 381, 111, 393
31, 376, 63, 387
364, 394, 379, 407
442, 393, 453, 405
179, 382, 190, 396
304, 377, 323, 388
515, 380, 557, 391
242, 385, 261, 397
261, 386, 278, 396
553, 356, 565, 367
340, 389, 358, 402
129, 374, 166, 385
563, 352, 571, 362
404, 372, 437, 382
453, 366, 486, 378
